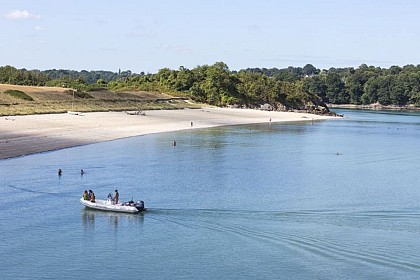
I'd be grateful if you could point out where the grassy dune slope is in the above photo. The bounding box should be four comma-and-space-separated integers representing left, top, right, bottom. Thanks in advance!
0, 84, 199, 116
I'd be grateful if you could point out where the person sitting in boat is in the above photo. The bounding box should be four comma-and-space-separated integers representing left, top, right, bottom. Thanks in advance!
90, 192, 96, 203
88, 190, 95, 203
83, 190, 89, 200
114, 189, 119, 205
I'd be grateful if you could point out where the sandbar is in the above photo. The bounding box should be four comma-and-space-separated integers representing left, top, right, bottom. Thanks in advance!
0, 108, 334, 160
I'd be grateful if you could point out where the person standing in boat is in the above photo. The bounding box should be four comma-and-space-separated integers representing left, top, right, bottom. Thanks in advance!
114, 190, 119, 205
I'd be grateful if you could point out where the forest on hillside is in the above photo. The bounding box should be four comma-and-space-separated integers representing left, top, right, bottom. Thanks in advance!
0, 63, 419, 110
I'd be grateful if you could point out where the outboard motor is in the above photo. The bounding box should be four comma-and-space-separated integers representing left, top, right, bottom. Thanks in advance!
135, 200, 145, 211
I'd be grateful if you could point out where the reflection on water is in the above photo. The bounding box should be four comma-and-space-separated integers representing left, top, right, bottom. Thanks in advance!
81, 208, 144, 230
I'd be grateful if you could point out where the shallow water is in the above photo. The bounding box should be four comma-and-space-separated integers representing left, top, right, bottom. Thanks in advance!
1, 109, 419, 279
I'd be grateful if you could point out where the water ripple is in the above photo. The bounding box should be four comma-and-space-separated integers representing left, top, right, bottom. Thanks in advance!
144, 208, 420, 273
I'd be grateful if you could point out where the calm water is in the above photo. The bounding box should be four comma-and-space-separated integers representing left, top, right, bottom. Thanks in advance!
1, 109, 419, 279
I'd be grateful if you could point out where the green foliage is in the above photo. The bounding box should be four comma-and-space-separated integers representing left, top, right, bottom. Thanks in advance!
43, 69, 120, 83
325, 72, 348, 104
0, 65, 47, 86
303, 65, 420, 107
302, 64, 319, 76
302, 75, 327, 101
2, 62, 420, 108
105, 62, 420, 108
3, 89, 34, 101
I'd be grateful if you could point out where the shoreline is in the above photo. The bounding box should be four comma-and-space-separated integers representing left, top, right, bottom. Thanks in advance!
329, 103, 420, 111
0, 107, 336, 160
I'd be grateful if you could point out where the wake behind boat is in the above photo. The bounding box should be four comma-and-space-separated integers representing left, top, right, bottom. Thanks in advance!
80, 197, 145, 213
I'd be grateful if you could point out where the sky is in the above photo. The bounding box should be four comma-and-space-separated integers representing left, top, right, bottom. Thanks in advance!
1, 0, 420, 73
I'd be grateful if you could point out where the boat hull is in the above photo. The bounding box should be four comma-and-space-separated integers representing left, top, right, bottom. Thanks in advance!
80, 198, 145, 213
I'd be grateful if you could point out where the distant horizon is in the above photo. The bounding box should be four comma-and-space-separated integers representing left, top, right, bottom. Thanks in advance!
3, 62, 420, 75
2, 1, 419, 73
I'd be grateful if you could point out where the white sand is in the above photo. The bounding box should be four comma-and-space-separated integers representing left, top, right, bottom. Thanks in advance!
0, 108, 334, 160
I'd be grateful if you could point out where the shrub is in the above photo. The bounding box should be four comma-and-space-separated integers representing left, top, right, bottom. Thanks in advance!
3, 89, 34, 101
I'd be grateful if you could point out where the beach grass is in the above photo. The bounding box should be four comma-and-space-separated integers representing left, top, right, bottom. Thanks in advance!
0, 84, 201, 116
3, 89, 34, 101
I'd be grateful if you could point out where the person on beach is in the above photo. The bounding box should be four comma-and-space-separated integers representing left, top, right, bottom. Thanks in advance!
80, 169, 85, 176
83, 190, 89, 200
173, 140, 176, 147
114, 189, 119, 205
58, 169, 62, 176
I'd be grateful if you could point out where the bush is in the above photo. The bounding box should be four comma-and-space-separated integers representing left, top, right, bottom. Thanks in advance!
3, 89, 34, 101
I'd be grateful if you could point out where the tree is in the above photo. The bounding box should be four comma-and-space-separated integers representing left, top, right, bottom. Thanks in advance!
302, 76, 327, 102
236, 71, 272, 105
302, 64, 319, 76
174, 66, 194, 91
325, 71, 348, 104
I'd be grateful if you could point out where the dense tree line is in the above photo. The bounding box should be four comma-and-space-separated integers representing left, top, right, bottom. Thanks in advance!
108, 62, 325, 110
0, 66, 128, 87
0, 65, 48, 86
108, 62, 420, 108
246, 64, 420, 106
1, 63, 419, 108
43, 69, 119, 84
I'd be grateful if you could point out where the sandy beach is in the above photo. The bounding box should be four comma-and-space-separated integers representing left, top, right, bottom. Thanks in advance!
0, 108, 334, 160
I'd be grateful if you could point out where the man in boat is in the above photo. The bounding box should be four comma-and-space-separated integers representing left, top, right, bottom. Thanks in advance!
114, 189, 119, 205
